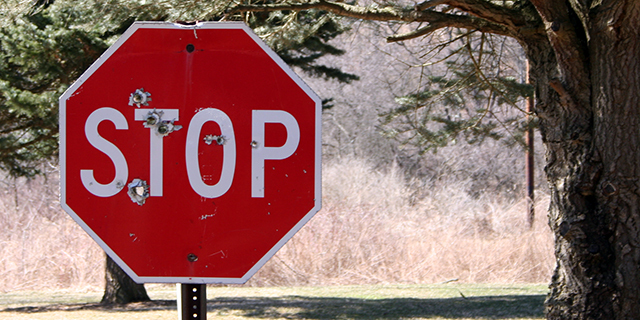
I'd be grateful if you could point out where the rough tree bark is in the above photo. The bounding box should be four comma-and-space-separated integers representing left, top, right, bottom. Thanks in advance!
101, 255, 150, 304
522, 1, 640, 319
590, 5, 640, 318
229, 0, 640, 318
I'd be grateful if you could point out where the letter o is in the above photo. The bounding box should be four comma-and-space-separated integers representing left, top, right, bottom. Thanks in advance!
185, 108, 236, 198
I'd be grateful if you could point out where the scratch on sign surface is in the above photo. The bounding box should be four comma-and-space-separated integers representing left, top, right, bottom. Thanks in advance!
209, 250, 227, 258
200, 214, 215, 220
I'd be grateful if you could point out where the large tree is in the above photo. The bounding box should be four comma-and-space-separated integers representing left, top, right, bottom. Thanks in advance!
228, 1, 640, 319
5, 0, 639, 317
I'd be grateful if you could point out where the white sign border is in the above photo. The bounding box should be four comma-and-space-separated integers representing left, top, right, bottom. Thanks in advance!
59, 21, 322, 284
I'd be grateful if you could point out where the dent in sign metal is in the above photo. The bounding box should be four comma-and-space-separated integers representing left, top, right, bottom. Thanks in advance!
58, 22, 322, 284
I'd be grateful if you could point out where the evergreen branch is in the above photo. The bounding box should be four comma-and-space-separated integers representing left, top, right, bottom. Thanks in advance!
465, 37, 528, 115
418, 31, 472, 60
485, 108, 520, 145
0, 130, 55, 157
258, 10, 300, 41
466, 37, 529, 141
0, 122, 40, 135
432, 69, 477, 105
471, 90, 492, 128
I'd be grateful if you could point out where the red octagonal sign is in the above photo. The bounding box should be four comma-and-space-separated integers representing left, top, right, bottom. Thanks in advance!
59, 22, 322, 283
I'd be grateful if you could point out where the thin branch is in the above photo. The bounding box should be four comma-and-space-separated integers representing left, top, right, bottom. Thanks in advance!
445, 0, 524, 29
427, 12, 515, 37
387, 23, 440, 42
419, 30, 473, 59
465, 37, 528, 115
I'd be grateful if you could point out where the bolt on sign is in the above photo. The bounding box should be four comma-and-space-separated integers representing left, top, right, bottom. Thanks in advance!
59, 22, 322, 284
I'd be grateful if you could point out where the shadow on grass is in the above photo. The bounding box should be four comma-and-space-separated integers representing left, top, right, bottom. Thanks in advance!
2, 295, 545, 319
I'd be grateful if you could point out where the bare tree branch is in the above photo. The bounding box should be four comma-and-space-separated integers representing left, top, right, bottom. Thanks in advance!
230, 0, 517, 39
414, 0, 525, 31
387, 24, 441, 43
229, 0, 413, 21
414, 0, 448, 11
445, 0, 525, 29
386, 12, 515, 42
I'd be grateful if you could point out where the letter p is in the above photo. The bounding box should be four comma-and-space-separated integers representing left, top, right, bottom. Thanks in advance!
251, 110, 300, 198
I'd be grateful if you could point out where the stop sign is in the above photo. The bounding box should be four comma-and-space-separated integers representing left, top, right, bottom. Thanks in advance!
59, 22, 321, 284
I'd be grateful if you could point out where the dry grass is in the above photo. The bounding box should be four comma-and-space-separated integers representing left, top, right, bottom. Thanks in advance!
0, 157, 554, 291
0, 169, 104, 292
249, 157, 553, 286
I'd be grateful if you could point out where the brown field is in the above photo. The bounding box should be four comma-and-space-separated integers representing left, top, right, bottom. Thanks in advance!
0, 156, 553, 292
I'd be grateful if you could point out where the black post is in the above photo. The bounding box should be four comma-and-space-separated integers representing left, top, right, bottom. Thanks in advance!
179, 284, 207, 320
525, 61, 535, 229
525, 115, 535, 228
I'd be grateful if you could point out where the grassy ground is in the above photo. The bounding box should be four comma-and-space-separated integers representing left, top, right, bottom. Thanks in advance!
0, 283, 547, 319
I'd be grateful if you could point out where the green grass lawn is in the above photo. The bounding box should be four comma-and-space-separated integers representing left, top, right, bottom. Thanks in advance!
0, 283, 548, 319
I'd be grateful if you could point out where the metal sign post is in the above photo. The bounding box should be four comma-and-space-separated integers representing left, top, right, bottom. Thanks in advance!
178, 284, 207, 320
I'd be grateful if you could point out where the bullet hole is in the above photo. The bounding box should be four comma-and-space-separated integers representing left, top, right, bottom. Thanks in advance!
204, 134, 226, 145
186, 44, 195, 53
129, 88, 152, 107
127, 178, 149, 206
251, 140, 258, 148
187, 253, 198, 262
144, 111, 160, 127
143, 110, 182, 136
157, 123, 170, 135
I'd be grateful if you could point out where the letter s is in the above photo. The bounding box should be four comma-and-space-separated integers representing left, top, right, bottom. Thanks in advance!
80, 107, 129, 197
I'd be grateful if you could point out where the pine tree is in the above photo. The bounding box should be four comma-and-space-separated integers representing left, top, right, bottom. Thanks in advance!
0, 0, 355, 303
380, 32, 533, 153
0, 0, 355, 177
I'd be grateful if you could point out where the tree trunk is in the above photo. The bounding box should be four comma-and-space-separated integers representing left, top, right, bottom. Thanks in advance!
588, 3, 640, 318
101, 254, 150, 304
520, 1, 640, 319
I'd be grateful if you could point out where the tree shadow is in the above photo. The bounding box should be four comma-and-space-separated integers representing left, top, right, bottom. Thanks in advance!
208, 295, 545, 319
2, 294, 545, 319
